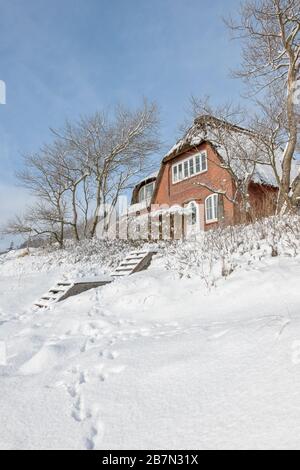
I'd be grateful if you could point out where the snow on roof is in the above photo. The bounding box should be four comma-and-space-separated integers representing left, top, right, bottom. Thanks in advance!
136, 170, 159, 187
165, 115, 299, 188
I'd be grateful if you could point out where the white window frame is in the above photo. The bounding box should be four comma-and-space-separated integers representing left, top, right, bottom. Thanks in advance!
186, 201, 199, 227
138, 182, 155, 203
205, 194, 219, 224
172, 151, 208, 184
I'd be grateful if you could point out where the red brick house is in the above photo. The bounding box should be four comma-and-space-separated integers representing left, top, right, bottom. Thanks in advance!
128, 116, 298, 236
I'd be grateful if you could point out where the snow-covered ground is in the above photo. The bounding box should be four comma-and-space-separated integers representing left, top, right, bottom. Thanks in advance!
0, 229, 300, 450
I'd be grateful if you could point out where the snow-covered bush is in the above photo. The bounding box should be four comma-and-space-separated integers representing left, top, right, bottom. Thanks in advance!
41, 239, 144, 269
31, 238, 163, 275
0, 238, 160, 279
164, 214, 300, 285
2, 214, 299, 287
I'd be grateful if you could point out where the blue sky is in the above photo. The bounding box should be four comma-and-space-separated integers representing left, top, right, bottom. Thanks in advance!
0, 0, 243, 249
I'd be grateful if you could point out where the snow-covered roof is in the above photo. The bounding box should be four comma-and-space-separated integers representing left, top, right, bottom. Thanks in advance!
131, 170, 159, 205
164, 115, 299, 188
135, 171, 159, 187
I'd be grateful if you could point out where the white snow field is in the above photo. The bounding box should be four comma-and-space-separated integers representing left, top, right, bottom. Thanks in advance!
0, 224, 300, 450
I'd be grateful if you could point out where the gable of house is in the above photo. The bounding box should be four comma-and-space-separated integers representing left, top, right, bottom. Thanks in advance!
152, 141, 236, 227
129, 115, 299, 232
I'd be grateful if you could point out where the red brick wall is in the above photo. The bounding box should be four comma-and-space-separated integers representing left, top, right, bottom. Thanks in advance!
129, 143, 277, 235
233, 182, 278, 224
154, 143, 236, 230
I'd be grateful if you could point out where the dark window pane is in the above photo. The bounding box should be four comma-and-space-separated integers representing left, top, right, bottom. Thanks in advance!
195, 155, 201, 173
189, 158, 194, 175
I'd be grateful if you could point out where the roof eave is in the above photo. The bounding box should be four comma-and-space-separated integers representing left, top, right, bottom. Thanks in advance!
163, 139, 207, 163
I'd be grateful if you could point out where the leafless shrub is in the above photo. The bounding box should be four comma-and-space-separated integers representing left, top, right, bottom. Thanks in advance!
165, 214, 300, 285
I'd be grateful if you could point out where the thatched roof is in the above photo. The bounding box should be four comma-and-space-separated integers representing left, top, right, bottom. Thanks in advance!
163, 115, 299, 188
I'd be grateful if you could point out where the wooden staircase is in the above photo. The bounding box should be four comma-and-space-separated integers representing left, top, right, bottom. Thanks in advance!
110, 250, 157, 278
34, 250, 157, 309
34, 280, 74, 309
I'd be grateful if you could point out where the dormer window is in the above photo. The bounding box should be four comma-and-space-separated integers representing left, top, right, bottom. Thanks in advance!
172, 151, 208, 184
138, 182, 155, 203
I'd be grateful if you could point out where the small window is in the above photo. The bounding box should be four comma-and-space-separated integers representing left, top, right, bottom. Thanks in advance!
139, 182, 155, 203
186, 201, 198, 227
173, 166, 178, 183
190, 202, 197, 226
184, 161, 189, 178
201, 152, 207, 172
189, 158, 195, 176
195, 155, 201, 173
145, 182, 154, 200
138, 186, 145, 203
205, 194, 219, 223
178, 163, 183, 180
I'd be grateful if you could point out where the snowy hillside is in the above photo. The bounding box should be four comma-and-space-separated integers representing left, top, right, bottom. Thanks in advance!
0, 217, 300, 450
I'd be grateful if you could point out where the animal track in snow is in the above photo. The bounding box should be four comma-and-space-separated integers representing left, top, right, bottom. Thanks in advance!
85, 419, 105, 450
71, 395, 91, 422
99, 349, 119, 360
65, 340, 125, 450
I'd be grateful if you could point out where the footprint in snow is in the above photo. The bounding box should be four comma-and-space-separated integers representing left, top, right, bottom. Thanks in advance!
85, 420, 105, 450
67, 383, 79, 398
79, 371, 86, 384
72, 395, 91, 422
99, 349, 119, 360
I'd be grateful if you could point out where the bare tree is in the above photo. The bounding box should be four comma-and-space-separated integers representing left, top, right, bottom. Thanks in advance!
190, 98, 270, 222
2, 140, 91, 247
47, 140, 91, 241
226, 0, 300, 210
3, 202, 69, 248
2, 100, 160, 246
250, 86, 291, 196
9, 146, 72, 247
53, 100, 160, 238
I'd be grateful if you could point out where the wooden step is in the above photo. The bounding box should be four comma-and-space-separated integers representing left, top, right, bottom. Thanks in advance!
34, 277, 113, 309
35, 252, 157, 307
116, 265, 136, 270
34, 301, 50, 308
41, 293, 61, 301
119, 261, 139, 266
34, 280, 75, 309
111, 250, 157, 278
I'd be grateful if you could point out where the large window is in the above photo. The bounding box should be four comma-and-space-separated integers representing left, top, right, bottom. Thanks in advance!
205, 194, 219, 223
172, 151, 208, 184
138, 182, 155, 203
